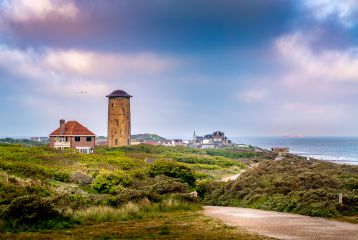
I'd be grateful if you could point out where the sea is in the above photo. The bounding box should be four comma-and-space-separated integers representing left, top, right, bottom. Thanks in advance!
236, 137, 358, 165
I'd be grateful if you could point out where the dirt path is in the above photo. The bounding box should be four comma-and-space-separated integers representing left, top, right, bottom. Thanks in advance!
204, 206, 358, 240
220, 163, 259, 182
221, 172, 243, 182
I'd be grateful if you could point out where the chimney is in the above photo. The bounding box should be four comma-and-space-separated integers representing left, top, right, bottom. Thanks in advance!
60, 119, 65, 135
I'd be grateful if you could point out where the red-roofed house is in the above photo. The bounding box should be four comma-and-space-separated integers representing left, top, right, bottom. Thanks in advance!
49, 119, 96, 154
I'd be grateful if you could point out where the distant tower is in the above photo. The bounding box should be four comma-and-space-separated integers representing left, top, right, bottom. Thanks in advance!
106, 90, 132, 147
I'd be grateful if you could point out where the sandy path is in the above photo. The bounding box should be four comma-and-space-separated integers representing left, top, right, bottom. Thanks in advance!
204, 206, 358, 240
220, 163, 259, 182
221, 172, 243, 182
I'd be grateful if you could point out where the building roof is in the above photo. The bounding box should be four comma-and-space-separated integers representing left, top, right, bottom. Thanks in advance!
106, 90, 132, 98
49, 121, 95, 136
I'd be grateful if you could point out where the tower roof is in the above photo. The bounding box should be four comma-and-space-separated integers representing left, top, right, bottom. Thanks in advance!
106, 90, 132, 98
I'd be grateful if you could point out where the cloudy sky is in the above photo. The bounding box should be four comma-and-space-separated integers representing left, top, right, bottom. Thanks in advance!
1, 0, 358, 138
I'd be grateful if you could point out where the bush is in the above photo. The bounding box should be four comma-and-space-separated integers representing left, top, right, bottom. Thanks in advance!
0, 195, 69, 231
148, 160, 196, 187
150, 175, 189, 194
200, 159, 358, 217
70, 171, 92, 185
91, 170, 133, 194
294, 189, 339, 217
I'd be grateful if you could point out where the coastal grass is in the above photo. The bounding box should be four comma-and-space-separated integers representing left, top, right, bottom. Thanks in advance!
0, 211, 269, 240
1, 142, 356, 238
72, 198, 201, 223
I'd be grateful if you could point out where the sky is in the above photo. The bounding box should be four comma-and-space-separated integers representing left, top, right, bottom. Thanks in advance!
1, 0, 358, 138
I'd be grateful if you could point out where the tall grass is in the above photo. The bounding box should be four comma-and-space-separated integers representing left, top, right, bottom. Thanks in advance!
73, 202, 141, 222
73, 198, 201, 223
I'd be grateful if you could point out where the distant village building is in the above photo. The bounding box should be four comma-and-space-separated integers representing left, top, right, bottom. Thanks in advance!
271, 147, 289, 154
161, 140, 174, 146
131, 140, 144, 145
49, 119, 96, 154
172, 139, 184, 146
107, 90, 132, 147
191, 131, 233, 149
272, 147, 289, 159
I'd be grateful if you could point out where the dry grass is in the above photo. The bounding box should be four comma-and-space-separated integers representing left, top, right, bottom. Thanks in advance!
1, 211, 270, 240
73, 202, 142, 222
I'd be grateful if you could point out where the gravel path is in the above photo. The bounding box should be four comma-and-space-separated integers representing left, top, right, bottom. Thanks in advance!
220, 172, 243, 182
220, 163, 259, 182
204, 206, 358, 240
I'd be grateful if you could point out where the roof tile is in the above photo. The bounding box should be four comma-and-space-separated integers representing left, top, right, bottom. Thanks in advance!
49, 121, 95, 136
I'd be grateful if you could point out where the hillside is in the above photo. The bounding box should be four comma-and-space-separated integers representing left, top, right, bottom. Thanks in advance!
0, 144, 356, 238
200, 154, 358, 221
131, 133, 167, 142
0, 144, 266, 239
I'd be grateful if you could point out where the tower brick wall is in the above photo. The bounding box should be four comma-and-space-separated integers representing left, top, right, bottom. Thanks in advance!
107, 91, 132, 147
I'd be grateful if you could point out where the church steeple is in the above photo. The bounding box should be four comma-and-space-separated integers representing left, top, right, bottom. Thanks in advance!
193, 131, 196, 140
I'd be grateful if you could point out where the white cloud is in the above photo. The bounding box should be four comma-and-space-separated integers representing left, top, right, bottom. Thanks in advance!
303, 0, 358, 27
0, 45, 182, 135
238, 89, 268, 103
0, 46, 177, 97
1, 0, 78, 22
44, 50, 176, 78
276, 32, 358, 83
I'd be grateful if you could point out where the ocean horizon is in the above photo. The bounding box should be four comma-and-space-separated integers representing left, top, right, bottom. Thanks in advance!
236, 136, 358, 165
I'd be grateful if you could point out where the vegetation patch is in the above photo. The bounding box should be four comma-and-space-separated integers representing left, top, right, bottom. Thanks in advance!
200, 157, 358, 218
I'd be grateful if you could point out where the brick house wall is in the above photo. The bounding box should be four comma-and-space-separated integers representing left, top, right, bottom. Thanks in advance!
70, 136, 96, 149
49, 136, 95, 149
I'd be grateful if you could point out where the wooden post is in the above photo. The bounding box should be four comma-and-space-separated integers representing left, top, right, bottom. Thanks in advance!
339, 193, 343, 204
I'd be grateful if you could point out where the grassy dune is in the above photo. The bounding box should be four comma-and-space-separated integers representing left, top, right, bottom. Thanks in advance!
0, 143, 356, 238
0, 143, 265, 238
200, 155, 358, 219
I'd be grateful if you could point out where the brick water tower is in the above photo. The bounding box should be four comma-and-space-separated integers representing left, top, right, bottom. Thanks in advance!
106, 90, 132, 147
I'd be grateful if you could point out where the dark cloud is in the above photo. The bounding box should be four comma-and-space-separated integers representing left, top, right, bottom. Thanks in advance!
3, 0, 296, 52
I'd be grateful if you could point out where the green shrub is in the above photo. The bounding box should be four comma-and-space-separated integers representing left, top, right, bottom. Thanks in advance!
196, 181, 210, 199
200, 159, 358, 217
0, 195, 70, 231
293, 189, 339, 217
148, 160, 196, 187
150, 175, 189, 194
91, 170, 133, 194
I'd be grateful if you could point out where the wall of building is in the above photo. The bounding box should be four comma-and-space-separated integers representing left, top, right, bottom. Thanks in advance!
107, 97, 131, 147
50, 136, 95, 149
70, 136, 96, 149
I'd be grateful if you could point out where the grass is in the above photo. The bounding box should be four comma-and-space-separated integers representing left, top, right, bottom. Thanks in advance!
1, 143, 356, 239
72, 198, 200, 223
0, 211, 269, 240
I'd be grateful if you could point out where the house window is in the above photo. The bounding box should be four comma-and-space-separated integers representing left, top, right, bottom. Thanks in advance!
86, 137, 92, 142
65, 137, 68, 142
115, 139, 118, 145
75, 136, 81, 142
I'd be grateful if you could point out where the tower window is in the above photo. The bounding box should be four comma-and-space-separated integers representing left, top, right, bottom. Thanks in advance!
115, 119, 119, 126
115, 139, 118, 145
